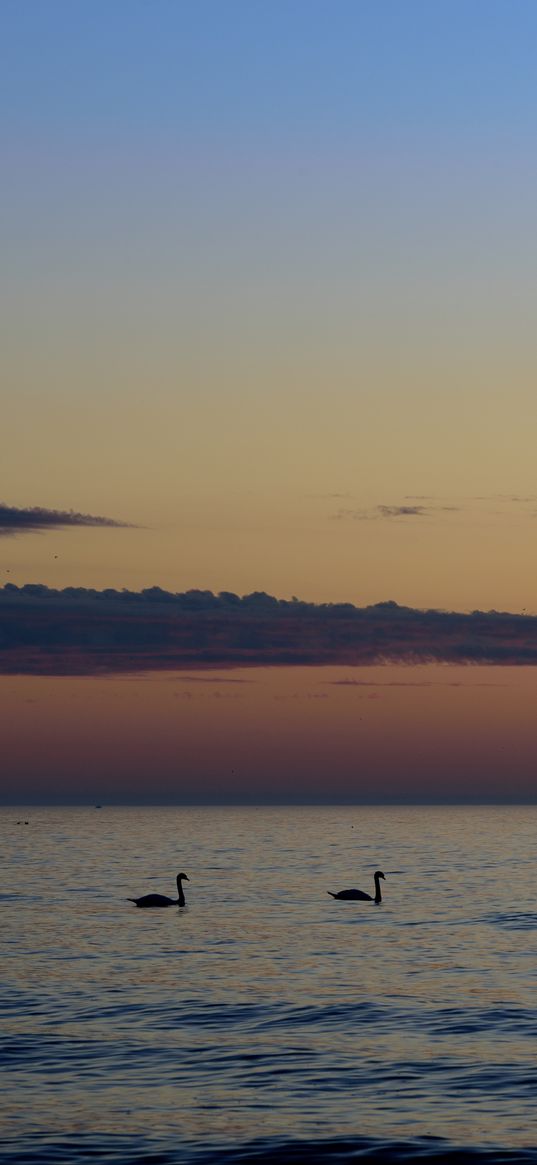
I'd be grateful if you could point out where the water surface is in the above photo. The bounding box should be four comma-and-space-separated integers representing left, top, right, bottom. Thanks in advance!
2, 805, 536, 1162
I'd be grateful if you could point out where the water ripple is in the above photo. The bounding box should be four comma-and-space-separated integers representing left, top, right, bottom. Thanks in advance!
3, 804, 537, 1162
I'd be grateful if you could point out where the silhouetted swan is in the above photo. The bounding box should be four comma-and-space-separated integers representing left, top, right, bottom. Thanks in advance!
128, 873, 189, 908
328, 870, 385, 903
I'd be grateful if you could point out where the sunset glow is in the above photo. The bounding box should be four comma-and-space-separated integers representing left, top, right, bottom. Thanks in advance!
3, 1, 537, 802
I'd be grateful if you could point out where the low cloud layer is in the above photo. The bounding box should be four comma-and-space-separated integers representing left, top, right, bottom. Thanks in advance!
2, 585, 537, 675
0, 504, 131, 536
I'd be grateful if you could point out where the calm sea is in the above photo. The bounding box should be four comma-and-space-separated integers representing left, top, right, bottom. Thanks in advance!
2, 805, 537, 1164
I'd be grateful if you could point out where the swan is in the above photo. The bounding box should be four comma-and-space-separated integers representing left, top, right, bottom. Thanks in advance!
328, 870, 385, 903
128, 872, 189, 908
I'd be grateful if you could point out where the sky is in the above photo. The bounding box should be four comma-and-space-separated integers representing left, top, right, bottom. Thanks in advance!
2, 1, 537, 802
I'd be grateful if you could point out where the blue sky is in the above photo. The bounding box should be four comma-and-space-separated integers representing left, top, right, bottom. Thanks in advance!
3, 1, 537, 145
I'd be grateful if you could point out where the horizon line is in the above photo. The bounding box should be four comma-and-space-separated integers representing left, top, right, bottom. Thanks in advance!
3, 799, 537, 808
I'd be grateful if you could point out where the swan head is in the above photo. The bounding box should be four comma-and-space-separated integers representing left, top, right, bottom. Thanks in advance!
374, 870, 385, 880
177, 872, 189, 881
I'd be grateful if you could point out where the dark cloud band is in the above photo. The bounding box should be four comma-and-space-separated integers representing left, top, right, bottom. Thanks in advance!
1, 585, 537, 675
0, 504, 131, 535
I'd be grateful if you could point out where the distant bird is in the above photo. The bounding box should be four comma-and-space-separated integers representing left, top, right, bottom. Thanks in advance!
128, 873, 189, 908
328, 870, 385, 903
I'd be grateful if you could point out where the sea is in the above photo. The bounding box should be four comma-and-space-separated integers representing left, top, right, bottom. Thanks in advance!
2, 804, 537, 1164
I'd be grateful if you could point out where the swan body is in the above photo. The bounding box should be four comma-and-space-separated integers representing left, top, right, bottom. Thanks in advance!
328, 870, 385, 903
128, 873, 189, 908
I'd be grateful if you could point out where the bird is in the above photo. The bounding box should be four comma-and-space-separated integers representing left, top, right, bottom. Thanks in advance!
128, 873, 189, 908
328, 870, 385, 903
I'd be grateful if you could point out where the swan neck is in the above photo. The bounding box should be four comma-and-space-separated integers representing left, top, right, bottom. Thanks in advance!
374, 873, 382, 903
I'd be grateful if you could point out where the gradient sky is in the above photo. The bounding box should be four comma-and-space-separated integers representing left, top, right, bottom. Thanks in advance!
3, 2, 537, 801
4, 665, 537, 806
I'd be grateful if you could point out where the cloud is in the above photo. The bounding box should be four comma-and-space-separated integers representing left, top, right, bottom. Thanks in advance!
333, 503, 460, 521
377, 505, 427, 518
333, 505, 423, 521
333, 495, 537, 525
326, 679, 505, 688
2, 585, 537, 675
472, 494, 537, 503
172, 675, 254, 684
309, 491, 354, 500
0, 504, 132, 536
